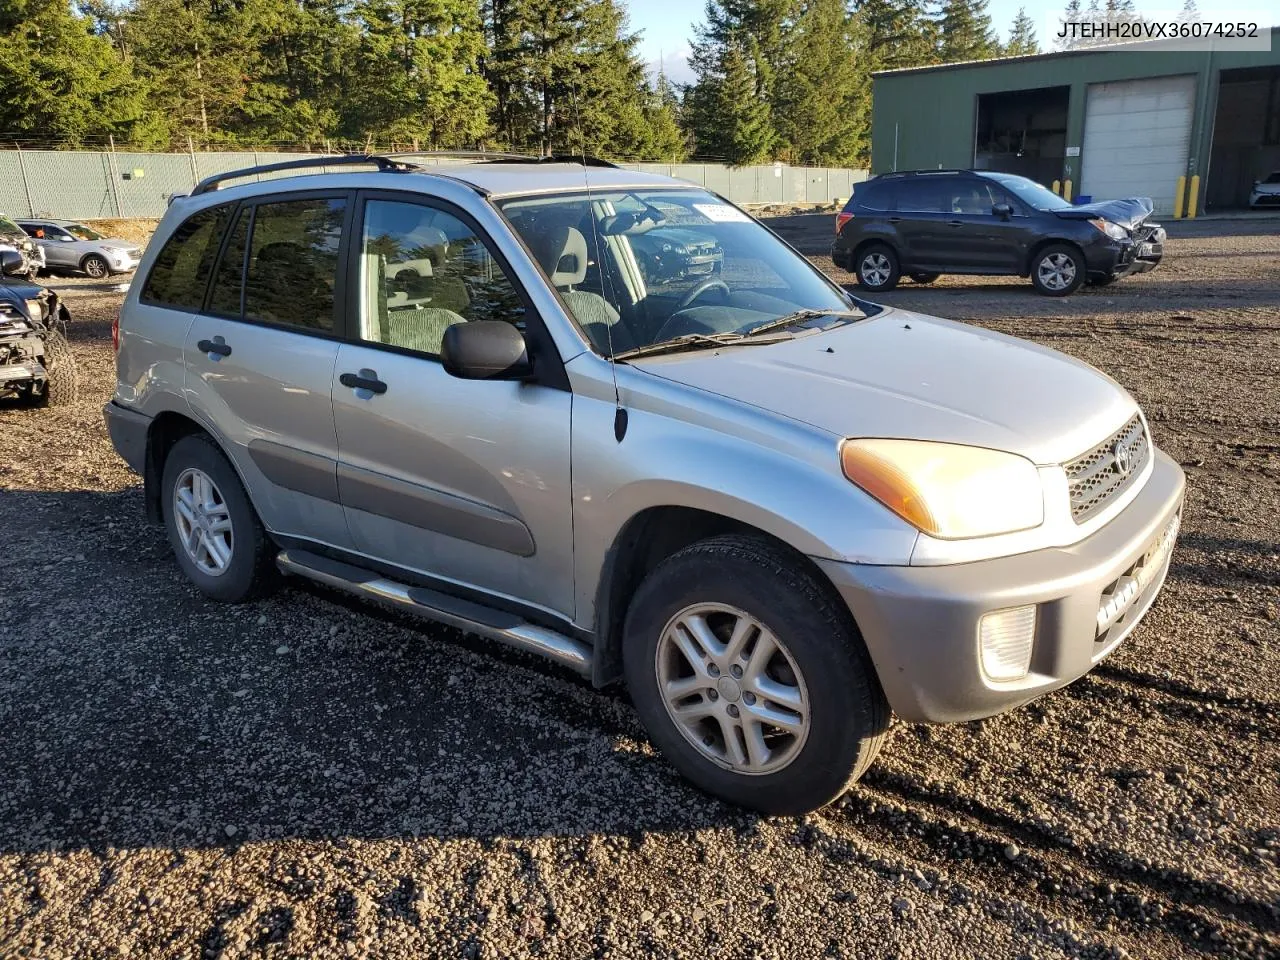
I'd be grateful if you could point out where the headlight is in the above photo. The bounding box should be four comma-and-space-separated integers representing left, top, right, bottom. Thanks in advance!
839, 439, 1044, 539
1088, 218, 1128, 241
24, 299, 43, 321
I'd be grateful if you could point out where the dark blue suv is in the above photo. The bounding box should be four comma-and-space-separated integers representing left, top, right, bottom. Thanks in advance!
832, 170, 1165, 297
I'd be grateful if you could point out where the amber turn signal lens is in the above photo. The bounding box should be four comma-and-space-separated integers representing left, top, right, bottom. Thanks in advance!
839, 442, 938, 532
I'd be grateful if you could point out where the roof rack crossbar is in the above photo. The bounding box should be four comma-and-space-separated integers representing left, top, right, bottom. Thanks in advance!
190, 154, 419, 196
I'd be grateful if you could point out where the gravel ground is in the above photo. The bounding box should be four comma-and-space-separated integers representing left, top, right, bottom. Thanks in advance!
1, 221, 1278, 959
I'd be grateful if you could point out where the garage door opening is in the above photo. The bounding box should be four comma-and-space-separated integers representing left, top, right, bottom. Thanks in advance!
1080, 75, 1195, 216
973, 86, 1069, 186
1207, 66, 1280, 210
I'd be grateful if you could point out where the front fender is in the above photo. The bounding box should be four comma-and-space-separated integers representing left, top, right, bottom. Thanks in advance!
568, 355, 918, 628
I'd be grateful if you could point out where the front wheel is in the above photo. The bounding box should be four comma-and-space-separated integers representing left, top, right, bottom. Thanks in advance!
855, 244, 900, 292
1030, 244, 1085, 296
81, 254, 110, 279
623, 535, 889, 814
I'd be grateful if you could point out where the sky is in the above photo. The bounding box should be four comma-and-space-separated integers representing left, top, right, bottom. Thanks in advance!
628, 0, 1279, 86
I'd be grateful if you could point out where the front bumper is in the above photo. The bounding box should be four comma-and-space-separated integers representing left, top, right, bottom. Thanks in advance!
1, 359, 46, 394
1087, 224, 1165, 279
817, 449, 1185, 723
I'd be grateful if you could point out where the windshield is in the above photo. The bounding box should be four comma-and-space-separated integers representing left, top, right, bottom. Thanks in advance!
498, 188, 858, 356
65, 223, 106, 240
979, 172, 1073, 211
1266, 172, 1280, 185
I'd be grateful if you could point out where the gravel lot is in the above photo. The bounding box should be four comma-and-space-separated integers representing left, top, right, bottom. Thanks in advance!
2, 217, 1278, 959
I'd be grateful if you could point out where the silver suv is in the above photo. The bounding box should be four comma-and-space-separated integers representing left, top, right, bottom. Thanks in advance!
105, 155, 1185, 814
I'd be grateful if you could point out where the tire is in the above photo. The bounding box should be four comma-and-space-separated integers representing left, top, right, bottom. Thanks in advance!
160, 434, 277, 603
910, 272, 940, 284
40, 329, 79, 407
1088, 274, 1119, 287
854, 244, 900, 292
1030, 244, 1085, 296
81, 254, 110, 279
623, 534, 889, 815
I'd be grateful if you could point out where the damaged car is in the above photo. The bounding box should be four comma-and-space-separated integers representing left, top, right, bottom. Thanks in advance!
833, 169, 1165, 296
0, 251, 77, 407
0, 212, 45, 279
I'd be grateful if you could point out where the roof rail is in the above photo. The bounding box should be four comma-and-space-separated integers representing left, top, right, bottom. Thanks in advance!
190, 154, 420, 196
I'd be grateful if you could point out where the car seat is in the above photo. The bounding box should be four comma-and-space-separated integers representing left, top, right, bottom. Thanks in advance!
527, 223, 635, 353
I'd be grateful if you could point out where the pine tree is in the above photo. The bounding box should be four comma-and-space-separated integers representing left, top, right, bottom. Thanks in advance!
0, 0, 161, 146
126, 0, 254, 144
1177, 0, 1198, 20
856, 0, 935, 72
776, 0, 869, 165
1004, 6, 1039, 56
345, 0, 492, 149
937, 0, 998, 63
645, 69, 688, 160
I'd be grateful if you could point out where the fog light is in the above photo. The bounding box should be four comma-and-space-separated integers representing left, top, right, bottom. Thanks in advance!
979, 605, 1037, 682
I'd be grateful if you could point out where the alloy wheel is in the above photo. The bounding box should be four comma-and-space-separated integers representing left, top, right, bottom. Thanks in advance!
1037, 252, 1077, 291
173, 467, 234, 576
860, 252, 891, 287
655, 603, 810, 775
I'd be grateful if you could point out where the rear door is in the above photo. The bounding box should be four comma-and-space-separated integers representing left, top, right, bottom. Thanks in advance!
892, 177, 956, 270
183, 192, 355, 550
330, 192, 575, 617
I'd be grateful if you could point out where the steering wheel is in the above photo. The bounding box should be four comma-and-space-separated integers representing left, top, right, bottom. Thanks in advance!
675, 277, 730, 311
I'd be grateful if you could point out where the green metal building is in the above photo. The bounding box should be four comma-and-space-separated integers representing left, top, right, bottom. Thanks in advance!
870, 29, 1280, 214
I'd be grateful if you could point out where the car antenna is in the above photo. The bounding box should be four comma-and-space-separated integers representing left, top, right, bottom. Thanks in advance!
567, 80, 627, 443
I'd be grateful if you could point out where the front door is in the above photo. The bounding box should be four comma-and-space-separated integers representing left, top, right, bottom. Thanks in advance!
183, 193, 354, 551
331, 194, 575, 618
937, 180, 1023, 272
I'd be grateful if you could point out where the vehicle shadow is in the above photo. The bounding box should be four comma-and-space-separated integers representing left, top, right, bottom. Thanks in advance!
0, 488, 742, 857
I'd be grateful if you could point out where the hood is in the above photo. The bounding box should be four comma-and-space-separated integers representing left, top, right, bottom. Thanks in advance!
633, 309, 1137, 465
1052, 197, 1154, 230
647, 228, 718, 248
0, 278, 49, 299
97, 238, 137, 251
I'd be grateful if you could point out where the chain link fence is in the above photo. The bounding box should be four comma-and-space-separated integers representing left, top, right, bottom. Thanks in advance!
0, 149, 868, 220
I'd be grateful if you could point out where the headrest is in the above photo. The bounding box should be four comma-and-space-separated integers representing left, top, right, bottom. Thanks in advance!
530, 224, 588, 287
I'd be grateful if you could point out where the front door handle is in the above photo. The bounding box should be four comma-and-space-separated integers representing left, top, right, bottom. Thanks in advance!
197, 336, 232, 360
887, 217, 902, 223
340, 369, 388, 396
948, 220, 964, 226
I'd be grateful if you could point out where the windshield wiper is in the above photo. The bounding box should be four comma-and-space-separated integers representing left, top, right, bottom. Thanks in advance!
742, 308, 864, 338
612, 330, 793, 361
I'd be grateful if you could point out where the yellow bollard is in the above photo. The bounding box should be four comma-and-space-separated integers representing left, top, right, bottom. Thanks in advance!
1052, 180, 1061, 195
1187, 175, 1200, 218
1173, 176, 1186, 219
1063, 179, 1073, 202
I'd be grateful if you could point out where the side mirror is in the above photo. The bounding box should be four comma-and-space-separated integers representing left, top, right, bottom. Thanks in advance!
992, 203, 1013, 220
61, 234, 76, 242
0, 250, 24, 276
441, 320, 533, 381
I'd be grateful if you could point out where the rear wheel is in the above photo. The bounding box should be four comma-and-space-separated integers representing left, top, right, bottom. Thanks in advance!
910, 272, 940, 284
161, 434, 277, 602
623, 534, 889, 814
1030, 244, 1085, 296
855, 244, 900, 292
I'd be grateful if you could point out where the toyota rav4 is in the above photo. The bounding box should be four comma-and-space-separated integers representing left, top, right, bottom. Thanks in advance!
104, 155, 1184, 814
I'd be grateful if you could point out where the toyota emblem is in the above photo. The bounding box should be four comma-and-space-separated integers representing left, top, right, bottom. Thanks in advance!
1112, 439, 1133, 477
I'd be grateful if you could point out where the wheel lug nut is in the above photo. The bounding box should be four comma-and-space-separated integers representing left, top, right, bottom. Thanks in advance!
708, 664, 720, 678
743, 692, 756, 705
726, 704, 739, 718
708, 689, 718, 701
731, 665, 743, 679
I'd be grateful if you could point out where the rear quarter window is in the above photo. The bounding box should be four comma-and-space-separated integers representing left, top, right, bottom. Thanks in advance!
854, 181, 895, 211
141, 205, 234, 310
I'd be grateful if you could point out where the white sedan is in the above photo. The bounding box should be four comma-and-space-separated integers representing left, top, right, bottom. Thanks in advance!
1249, 172, 1280, 209
17, 219, 143, 278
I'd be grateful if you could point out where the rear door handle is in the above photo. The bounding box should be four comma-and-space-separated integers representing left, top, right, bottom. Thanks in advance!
197, 336, 232, 359
340, 369, 387, 396
887, 217, 902, 223
947, 220, 964, 226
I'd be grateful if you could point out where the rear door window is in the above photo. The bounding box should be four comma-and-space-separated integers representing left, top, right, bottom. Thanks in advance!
205, 197, 347, 333
141, 204, 234, 310
896, 179, 952, 214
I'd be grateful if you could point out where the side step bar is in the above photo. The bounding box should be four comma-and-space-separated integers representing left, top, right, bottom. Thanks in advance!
276, 549, 593, 677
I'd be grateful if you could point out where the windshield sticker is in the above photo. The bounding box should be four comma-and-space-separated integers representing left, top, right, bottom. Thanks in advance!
693, 203, 751, 223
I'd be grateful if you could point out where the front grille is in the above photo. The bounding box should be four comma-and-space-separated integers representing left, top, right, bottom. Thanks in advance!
1065, 414, 1149, 524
